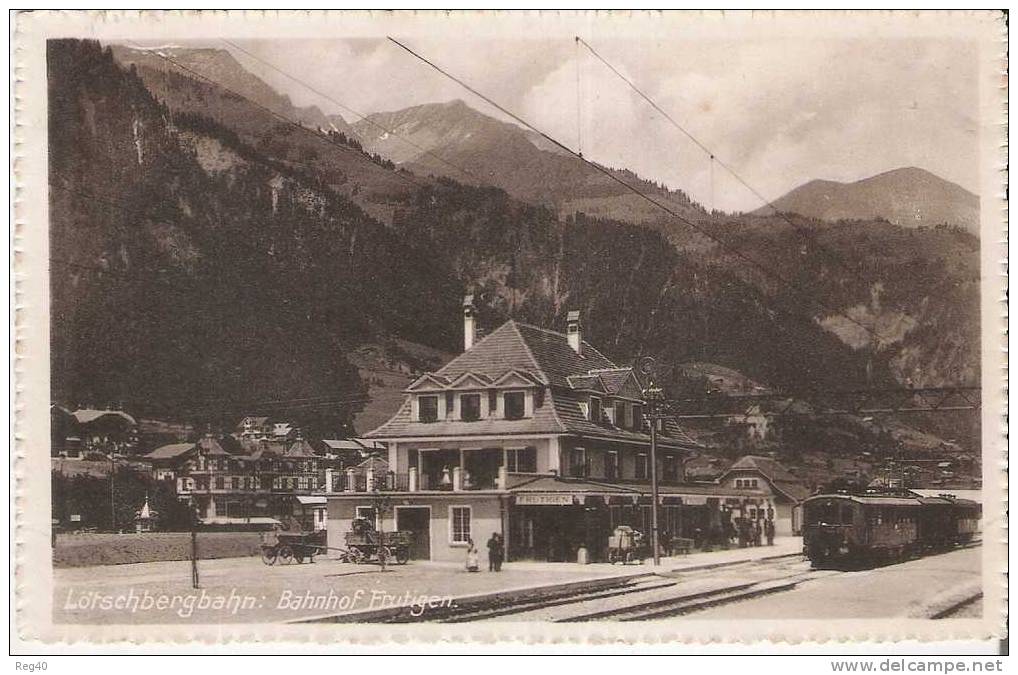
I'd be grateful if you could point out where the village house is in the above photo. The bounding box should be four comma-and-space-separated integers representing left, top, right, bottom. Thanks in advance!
50, 405, 139, 457
322, 297, 799, 563
717, 455, 811, 535
143, 433, 326, 530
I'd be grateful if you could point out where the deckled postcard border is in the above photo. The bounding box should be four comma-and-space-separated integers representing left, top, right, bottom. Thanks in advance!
12, 9, 1008, 649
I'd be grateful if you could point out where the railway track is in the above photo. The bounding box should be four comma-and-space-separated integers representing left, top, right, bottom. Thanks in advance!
427, 555, 830, 623
301, 541, 981, 624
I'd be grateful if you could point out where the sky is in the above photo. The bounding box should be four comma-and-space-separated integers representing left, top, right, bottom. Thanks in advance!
216, 35, 979, 213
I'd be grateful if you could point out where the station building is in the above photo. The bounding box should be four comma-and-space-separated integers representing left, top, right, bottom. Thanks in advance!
323, 298, 799, 563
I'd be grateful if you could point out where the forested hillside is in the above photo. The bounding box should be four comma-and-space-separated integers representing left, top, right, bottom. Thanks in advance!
49, 40, 980, 458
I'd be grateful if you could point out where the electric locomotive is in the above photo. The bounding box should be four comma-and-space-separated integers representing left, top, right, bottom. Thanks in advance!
802, 490, 979, 568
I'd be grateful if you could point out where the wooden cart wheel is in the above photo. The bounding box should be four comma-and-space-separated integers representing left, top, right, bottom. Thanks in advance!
294, 550, 306, 564
261, 546, 278, 566
608, 549, 619, 564
350, 547, 366, 564
395, 547, 410, 565
278, 545, 294, 564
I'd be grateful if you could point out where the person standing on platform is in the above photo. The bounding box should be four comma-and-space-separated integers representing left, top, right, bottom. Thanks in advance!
487, 532, 504, 571
753, 519, 763, 547
764, 518, 775, 546
465, 539, 479, 572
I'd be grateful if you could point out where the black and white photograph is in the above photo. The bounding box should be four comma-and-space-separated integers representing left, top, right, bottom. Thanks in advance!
11, 9, 1007, 651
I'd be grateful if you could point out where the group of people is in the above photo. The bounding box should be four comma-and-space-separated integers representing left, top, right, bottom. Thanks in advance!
465, 533, 504, 572
732, 517, 776, 548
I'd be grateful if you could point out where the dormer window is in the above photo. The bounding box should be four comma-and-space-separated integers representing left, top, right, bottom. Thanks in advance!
419, 395, 439, 423
589, 396, 602, 423
614, 401, 626, 428
461, 394, 481, 421
504, 391, 525, 420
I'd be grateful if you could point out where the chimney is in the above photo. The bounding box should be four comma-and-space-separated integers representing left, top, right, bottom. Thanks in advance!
463, 294, 477, 351
567, 310, 582, 354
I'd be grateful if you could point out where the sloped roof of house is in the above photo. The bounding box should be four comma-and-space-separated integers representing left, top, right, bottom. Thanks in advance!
284, 439, 317, 458
365, 318, 701, 450
510, 475, 641, 494
72, 409, 137, 426
144, 442, 196, 460
321, 439, 365, 451
435, 320, 616, 388
723, 455, 811, 502
237, 416, 269, 428
196, 436, 231, 457
589, 368, 641, 396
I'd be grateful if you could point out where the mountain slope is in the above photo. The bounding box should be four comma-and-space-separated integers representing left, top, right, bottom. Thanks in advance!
50, 40, 981, 459
111, 45, 359, 137
758, 167, 979, 234
354, 99, 708, 231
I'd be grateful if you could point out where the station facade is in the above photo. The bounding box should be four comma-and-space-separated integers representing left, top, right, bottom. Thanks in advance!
324, 299, 796, 563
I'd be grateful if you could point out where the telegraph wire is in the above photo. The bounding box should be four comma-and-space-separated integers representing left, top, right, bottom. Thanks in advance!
223, 38, 898, 358
386, 36, 891, 346
220, 39, 479, 185
127, 43, 429, 191
575, 37, 883, 297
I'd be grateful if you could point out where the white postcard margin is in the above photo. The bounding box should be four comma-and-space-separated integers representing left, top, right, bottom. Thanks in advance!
12, 9, 1008, 649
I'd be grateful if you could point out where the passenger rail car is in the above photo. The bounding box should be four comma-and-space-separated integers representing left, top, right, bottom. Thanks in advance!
802, 492, 979, 568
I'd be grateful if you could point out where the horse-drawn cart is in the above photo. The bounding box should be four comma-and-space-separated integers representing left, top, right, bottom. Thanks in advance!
261, 529, 326, 565
343, 529, 412, 565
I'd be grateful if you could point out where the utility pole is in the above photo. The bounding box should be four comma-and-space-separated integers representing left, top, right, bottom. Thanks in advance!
645, 382, 664, 567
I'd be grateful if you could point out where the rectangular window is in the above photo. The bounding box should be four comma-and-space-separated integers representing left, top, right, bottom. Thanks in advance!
589, 396, 602, 423
450, 506, 471, 544
355, 506, 378, 529
461, 394, 481, 421
506, 447, 537, 473
614, 401, 626, 428
504, 391, 525, 420
569, 447, 588, 477
215, 476, 224, 490
419, 395, 439, 423
636, 453, 649, 480
633, 405, 643, 431
231, 476, 239, 490
605, 451, 619, 480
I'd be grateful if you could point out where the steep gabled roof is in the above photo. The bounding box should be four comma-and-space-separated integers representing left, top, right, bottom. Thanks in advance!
284, 439, 317, 458
723, 455, 810, 501
435, 320, 616, 388
196, 436, 230, 457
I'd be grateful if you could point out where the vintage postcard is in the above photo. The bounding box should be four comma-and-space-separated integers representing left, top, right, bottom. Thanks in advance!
12, 10, 1007, 650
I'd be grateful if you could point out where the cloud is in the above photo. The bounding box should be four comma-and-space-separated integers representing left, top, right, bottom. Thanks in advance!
223, 35, 978, 213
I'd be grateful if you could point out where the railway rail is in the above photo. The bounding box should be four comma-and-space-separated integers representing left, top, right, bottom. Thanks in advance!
299, 540, 981, 624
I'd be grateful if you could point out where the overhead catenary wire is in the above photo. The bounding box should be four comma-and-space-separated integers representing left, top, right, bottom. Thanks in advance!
127, 43, 429, 192
220, 38, 480, 185
575, 37, 886, 306
119, 39, 920, 394
222, 39, 900, 363
53, 42, 981, 426
385, 36, 891, 346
